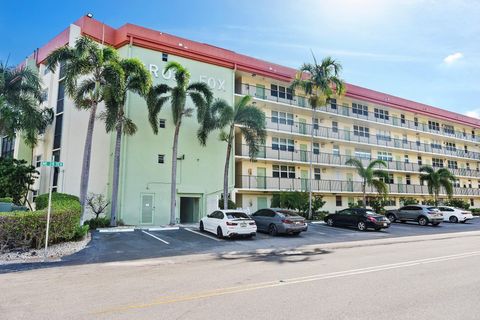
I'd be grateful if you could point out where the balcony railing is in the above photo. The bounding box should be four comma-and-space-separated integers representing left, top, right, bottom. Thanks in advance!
237, 144, 480, 178
260, 117, 480, 161
236, 175, 480, 196
236, 83, 480, 143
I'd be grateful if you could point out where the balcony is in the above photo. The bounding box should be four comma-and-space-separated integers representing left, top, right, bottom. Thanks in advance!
236, 144, 480, 178
236, 83, 480, 143
236, 175, 480, 196
259, 117, 480, 161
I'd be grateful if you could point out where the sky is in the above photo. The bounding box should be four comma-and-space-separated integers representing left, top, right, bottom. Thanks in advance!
1, 0, 479, 117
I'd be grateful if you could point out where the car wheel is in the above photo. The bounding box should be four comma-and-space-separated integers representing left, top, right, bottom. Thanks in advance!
387, 214, 396, 223
268, 224, 278, 236
418, 216, 428, 226
199, 221, 204, 232
449, 216, 458, 223
357, 221, 367, 231
326, 218, 334, 226
216, 227, 224, 239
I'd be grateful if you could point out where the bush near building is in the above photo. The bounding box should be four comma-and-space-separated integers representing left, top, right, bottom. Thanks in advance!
0, 193, 82, 252
443, 199, 470, 210
271, 191, 326, 218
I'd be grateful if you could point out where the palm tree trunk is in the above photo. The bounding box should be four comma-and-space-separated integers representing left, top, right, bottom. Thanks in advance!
362, 181, 367, 209
170, 121, 181, 225
223, 125, 234, 210
79, 103, 97, 225
110, 123, 122, 227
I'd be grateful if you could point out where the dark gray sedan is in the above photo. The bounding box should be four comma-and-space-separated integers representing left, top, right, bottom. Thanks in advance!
250, 208, 308, 236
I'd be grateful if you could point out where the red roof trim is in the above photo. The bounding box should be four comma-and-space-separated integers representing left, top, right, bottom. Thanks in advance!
29, 16, 480, 128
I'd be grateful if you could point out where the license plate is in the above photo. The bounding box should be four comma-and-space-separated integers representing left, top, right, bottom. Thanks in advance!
240, 223, 247, 227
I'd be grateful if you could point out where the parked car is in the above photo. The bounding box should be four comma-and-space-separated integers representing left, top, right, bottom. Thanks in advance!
199, 210, 256, 239
324, 208, 390, 231
250, 208, 307, 236
436, 206, 473, 223
386, 205, 443, 226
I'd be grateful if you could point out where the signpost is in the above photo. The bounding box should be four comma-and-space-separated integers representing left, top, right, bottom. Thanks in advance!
41, 158, 64, 261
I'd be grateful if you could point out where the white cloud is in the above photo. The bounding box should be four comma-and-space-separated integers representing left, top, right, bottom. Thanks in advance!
465, 109, 480, 119
443, 52, 464, 64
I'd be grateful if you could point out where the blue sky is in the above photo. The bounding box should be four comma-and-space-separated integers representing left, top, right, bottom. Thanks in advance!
1, 0, 479, 117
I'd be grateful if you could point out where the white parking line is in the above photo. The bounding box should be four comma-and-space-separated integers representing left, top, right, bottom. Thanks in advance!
98, 228, 134, 233
184, 228, 221, 241
141, 230, 170, 244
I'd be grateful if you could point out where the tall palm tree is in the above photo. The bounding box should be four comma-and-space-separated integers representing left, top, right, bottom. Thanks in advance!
101, 58, 152, 226
345, 158, 390, 208
147, 62, 213, 225
200, 95, 266, 210
291, 54, 345, 218
46, 36, 119, 224
419, 165, 456, 206
0, 62, 53, 148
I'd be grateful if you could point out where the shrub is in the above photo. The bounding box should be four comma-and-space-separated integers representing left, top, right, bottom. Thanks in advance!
218, 198, 236, 209
35, 193, 79, 210
312, 211, 330, 221
84, 217, 110, 230
73, 225, 89, 240
399, 197, 419, 206
0, 193, 81, 252
443, 199, 470, 210
271, 191, 325, 218
0, 197, 13, 203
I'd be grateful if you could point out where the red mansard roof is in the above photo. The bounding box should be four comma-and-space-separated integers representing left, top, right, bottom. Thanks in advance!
29, 16, 480, 128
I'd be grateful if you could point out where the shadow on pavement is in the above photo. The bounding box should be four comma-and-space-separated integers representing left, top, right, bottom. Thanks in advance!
216, 247, 331, 264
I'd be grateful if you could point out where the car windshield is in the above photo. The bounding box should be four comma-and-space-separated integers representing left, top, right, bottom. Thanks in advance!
226, 212, 250, 219
365, 211, 377, 215
427, 207, 438, 211
277, 210, 299, 217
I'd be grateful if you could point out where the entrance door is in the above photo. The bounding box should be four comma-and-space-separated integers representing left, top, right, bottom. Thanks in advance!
299, 118, 307, 135
301, 170, 309, 191
257, 167, 267, 189
180, 197, 200, 223
256, 84, 266, 100
300, 144, 308, 162
141, 193, 154, 224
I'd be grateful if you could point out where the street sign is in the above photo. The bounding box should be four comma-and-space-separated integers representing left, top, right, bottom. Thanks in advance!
41, 161, 64, 167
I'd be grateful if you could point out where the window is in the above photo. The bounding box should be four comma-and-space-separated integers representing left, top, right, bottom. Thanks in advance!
472, 130, 476, 138
328, 98, 337, 109
402, 134, 408, 144
430, 140, 442, 150
53, 114, 63, 150
374, 108, 389, 120
352, 103, 368, 116
380, 173, 394, 184
404, 155, 409, 163
443, 124, 454, 135
313, 143, 320, 155
332, 121, 338, 133
353, 125, 369, 138
336, 196, 342, 207
1, 136, 15, 158
162, 53, 168, 62
377, 151, 392, 161
355, 149, 371, 159
406, 175, 411, 185
445, 142, 456, 151
297, 96, 306, 107
286, 88, 293, 100
400, 114, 406, 124
418, 156, 422, 165
272, 165, 295, 178
159, 119, 166, 128
447, 160, 458, 169
56, 81, 65, 113
466, 163, 470, 170
59, 61, 66, 79
470, 199, 474, 206
376, 130, 391, 141
158, 154, 165, 163
270, 84, 278, 97
278, 86, 286, 99
35, 155, 42, 168
271, 111, 294, 125
464, 145, 468, 153
333, 145, 340, 156
313, 118, 319, 130
414, 117, 418, 127
432, 158, 444, 168
272, 137, 294, 152
314, 168, 321, 180
428, 121, 440, 131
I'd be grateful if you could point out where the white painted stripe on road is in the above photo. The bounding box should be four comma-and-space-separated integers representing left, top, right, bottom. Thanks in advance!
310, 221, 325, 224
98, 228, 134, 233
141, 230, 170, 245
184, 228, 221, 241
144, 227, 179, 231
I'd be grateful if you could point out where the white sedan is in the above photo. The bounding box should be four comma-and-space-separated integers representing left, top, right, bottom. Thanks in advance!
200, 210, 257, 238
437, 206, 474, 223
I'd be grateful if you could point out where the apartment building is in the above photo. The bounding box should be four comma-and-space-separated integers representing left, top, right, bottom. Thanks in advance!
2, 16, 480, 224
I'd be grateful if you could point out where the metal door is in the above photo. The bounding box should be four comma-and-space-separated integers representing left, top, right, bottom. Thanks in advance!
141, 193, 154, 224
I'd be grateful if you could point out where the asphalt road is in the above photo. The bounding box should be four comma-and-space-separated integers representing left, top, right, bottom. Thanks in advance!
1, 231, 479, 319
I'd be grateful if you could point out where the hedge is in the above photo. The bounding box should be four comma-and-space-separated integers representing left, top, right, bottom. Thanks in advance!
0, 197, 13, 203
35, 193, 79, 210
0, 193, 81, 252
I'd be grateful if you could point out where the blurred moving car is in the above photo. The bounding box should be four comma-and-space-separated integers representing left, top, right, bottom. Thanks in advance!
324, 208, 390, 231
199, 210, 256, 239
250, 208, 307, 236
436, 206, 473, 223
386, 205, 443, 226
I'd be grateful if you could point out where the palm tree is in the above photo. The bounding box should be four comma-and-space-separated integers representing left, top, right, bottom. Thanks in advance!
147, 62, 213, 225
345, 158, 390, 208
0, 62, 53, 148
46, 36, 119, 224
419, 165, 456, 206
291, 54, 345, 218
200, 95, 266, 210
100, 58, 151, 226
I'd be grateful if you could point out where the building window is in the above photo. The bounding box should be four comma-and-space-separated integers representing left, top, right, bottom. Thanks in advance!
271, 111, 294, 125
332, 121, 338, 133
53, 114, 63, 150
35, 155, 42, 168
278, 86, 286, 99
353, 125, 369, 138
158, 154, 165, 163
376, 130, 391, 141
447, 160, 458, 169
297, 96, 306, 107
159, 119, 166, 128
470, 199, 475, 206
374, 108, 389, 120
352, 103, 368, 116
453, 179, 460, 188
270, 84, 278, 97
402, 134, 408, 144
443, 124, 454, 135
56, 81, 65, 113
333, 145, 340, 156
464, 145, 468, 154
428, 121, 440, 131
406, 175, 411, 185
400, 114, 406, 124
432, 158, 444, 168
445, 142, 456, 151
286, 88, 293, 100
380, 173, 394, 184
336, 196, 342, 207
418, 156, 422, 165
313, 118, 319, 130
162, 53, 168, 62
377, 151, 392, 162
472, 130, 476, 138
273, 165, 295, 178
313, 143, 320, 155
1, 136, 15, 158
466, 163, 470, 170
355, 149, 371, 159
404, 155, 409, 163
430, 140, 442, 150
314, 168, 321, 180
272, 137, 294, 152
328, 98, 337, 109
468, 180, 472, 188
414, 117, 418, 127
